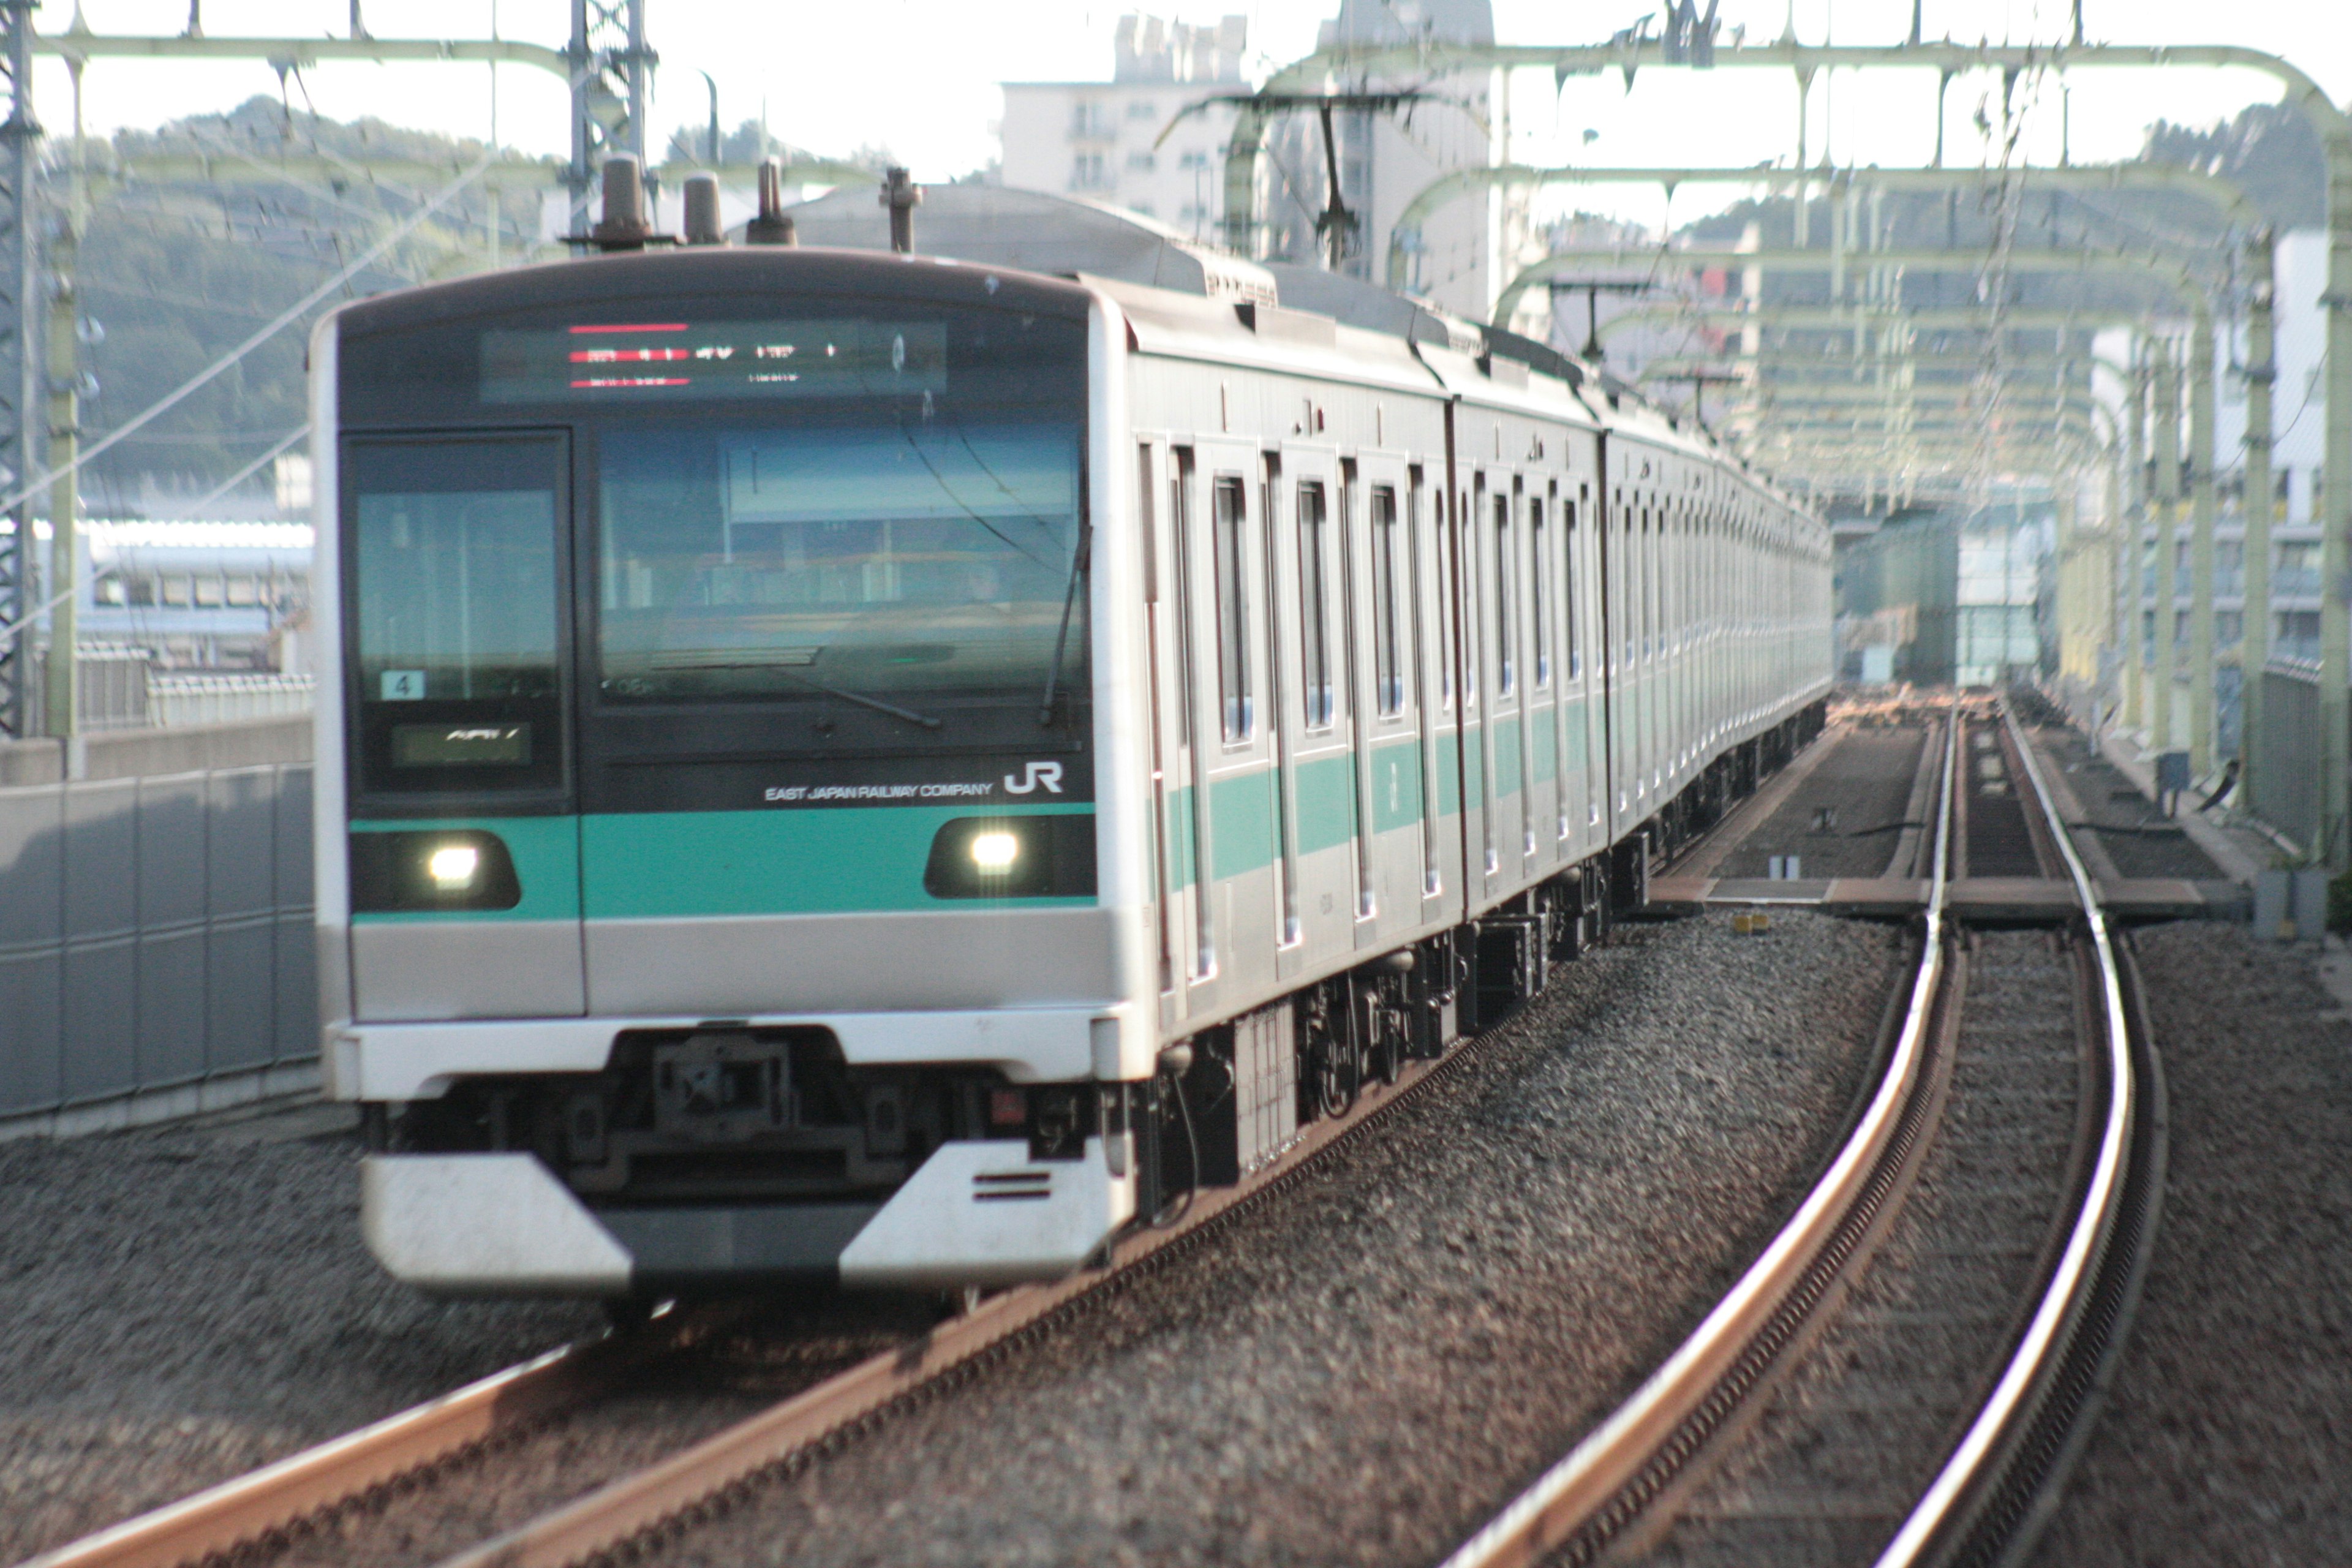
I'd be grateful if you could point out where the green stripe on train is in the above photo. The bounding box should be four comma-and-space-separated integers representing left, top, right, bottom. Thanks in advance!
1162, 736, 1431, 891
581, 802, 1094, 918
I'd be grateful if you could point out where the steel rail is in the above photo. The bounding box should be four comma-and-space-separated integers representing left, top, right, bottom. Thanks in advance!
1870, 706, 2149, 1567
1435, 707, 1961, 1568
420, 956, 1586, 1568
10, 1325, 682, 1568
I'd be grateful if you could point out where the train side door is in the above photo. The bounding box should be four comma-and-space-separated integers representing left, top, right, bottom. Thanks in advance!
1179, 435, 1281, 1006
1348, 450, 1424, 946
1275, 437, 1348, 973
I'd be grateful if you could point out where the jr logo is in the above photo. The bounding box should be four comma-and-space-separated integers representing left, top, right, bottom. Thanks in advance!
1003, 761, 1064, 795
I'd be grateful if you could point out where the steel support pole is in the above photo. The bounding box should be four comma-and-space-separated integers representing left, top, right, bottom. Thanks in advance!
2324, 141, 2352, 864
2153, 341, 2180, 753
40, 172, 71, 741
2190, 306, 2217, 776
2242, 228, 2275, 801
2135, 352, 2154, 733
0, 0, 32, 738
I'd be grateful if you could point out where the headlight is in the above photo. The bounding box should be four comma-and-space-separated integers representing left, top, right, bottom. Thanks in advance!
923, 815, 1097, 900
350, 829, 522, 913
427, 843, 481, 889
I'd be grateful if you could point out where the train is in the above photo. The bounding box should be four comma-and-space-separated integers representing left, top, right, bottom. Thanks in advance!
312, 165, 1831, 1300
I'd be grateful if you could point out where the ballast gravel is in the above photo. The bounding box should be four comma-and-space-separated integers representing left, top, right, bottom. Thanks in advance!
0, 1112, 603, 1564
1640, 929, 2084, 1566
655, 910, 1907, 1568
2029, 921, 2352, 1567
1713, 725, 1930, 882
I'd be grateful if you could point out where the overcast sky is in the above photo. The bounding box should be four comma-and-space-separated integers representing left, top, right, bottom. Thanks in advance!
29, 1, 2352, 230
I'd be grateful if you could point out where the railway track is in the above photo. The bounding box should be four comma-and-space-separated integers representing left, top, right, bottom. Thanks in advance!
1441, 698, 2165, 1568
20, 917, 1577, 1568
21, 699, 2156, 1568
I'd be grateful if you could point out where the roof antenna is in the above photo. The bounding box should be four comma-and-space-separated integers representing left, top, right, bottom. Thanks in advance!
682, 172, 725, 246
590, 155, 653, 250
882, 166, 921, 254
747, 157, 798, 245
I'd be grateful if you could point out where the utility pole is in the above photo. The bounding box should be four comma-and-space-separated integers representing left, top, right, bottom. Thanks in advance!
2241, 228, 2275, 809
40, 53, 76, 743
0, 0, 33, 738
0, 8, 651, 740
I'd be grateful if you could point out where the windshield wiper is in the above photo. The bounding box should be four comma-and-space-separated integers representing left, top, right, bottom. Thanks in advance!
1037, 522, 1093, 726
678, 661, 942, 730
780, 670, 943, 730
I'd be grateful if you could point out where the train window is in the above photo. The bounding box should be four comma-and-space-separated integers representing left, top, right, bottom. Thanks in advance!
1529, 497, 1550, 687
594, 421, 1086, 739
1458, 492, 1480, 709
1491, 492, 1515, 696
1171, 452, 1195, 749
1562, 500, 1580, 679
1435, 497, 1456, 710
1370, 485, 1403, 716
1212, 475, 1253, 741
345, 434, 566, 796
1297, 479, 1334, 729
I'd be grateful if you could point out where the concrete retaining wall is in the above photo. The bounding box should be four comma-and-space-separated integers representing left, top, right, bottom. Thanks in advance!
0, 715, 316, 1131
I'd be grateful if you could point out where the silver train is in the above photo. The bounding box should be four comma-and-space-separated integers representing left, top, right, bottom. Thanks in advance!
313, 178, 1831, 1299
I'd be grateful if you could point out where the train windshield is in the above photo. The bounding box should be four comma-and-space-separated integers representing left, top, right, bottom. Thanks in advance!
594, 416, 1084, 726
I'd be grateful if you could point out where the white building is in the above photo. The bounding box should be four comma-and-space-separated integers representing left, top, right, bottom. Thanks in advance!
1000, 15, 1253, 244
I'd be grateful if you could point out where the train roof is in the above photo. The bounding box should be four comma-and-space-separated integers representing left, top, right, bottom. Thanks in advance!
326, 181, 1804, 518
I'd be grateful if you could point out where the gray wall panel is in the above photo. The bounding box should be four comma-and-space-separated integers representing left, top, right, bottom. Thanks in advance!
206, 920, 277, 1074
276, 767, 314, 908
62, 940, 138, 1102
136, 930, 209, 1088
206, 770, 277, 919
276, 912, 316, 1060
0, 950, 63, 1114
64, 780, 138, 939
137, 777, 209, 930
1, 726, 319, 1122
0, 788, 63, 948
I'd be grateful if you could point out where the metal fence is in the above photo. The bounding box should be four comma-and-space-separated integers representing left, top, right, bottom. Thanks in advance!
2253, 662, 2323, 854
0, 717, 316, 1135
149, 673, 315, 728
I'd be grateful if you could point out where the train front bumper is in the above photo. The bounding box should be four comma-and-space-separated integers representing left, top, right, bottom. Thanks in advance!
360, 1134, 1136, 1296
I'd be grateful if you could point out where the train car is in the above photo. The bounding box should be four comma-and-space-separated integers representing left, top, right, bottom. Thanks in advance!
314, 171, 1829, 1300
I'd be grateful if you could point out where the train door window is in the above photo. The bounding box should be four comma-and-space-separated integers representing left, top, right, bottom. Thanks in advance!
1562, 500, 1580, 678
1212, 474, 1253, 741
345, 434, 567, 798
1297, 478, 1334, 729
1529, 496, 1551, 687
1370, 484, 1404, 716
1491, 491, 1515, 695
1459, 491, 1480, 709
1435, 493, 1457, 710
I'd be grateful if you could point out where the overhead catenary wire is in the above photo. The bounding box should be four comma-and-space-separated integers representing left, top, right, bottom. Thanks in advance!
0, 148, 496, 524
0, 417, 306, 654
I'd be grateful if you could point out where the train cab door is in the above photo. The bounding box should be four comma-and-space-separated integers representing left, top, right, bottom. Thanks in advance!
1346, 449, 1425, 947
339, 431, 587, 1022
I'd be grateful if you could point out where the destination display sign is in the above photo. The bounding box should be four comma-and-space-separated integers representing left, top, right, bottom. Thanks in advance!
480, 318, 947, 403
